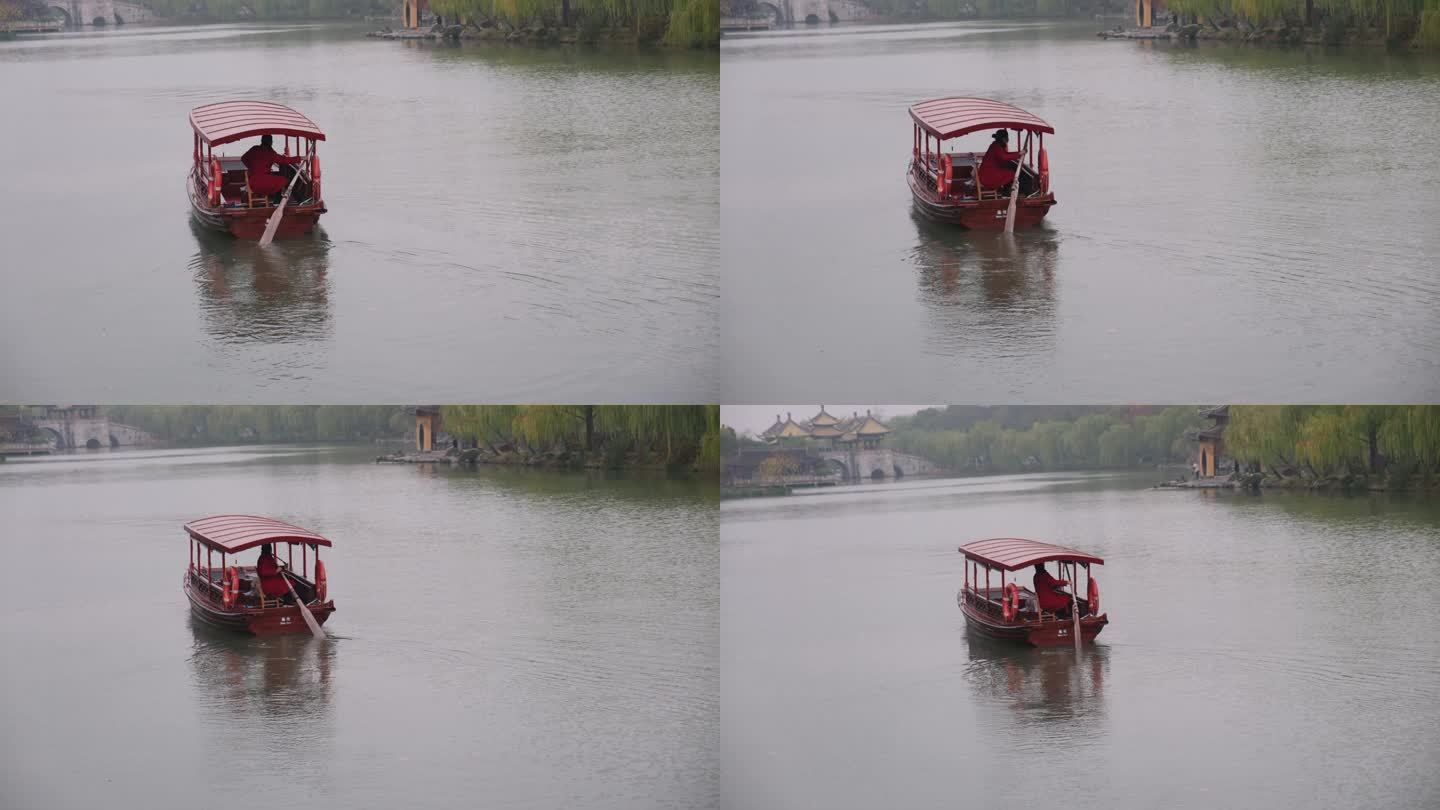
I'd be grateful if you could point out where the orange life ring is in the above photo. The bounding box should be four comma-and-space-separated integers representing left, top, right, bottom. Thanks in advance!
1088, 576, 1100, 615
222, 566, 239, 609
311, 154, 322, 200
315, 558, 328, 603
1003, 582, 1020, 622
938, 154, 953, 197
1038, 147, 1050, 193
208, 158, 221, 207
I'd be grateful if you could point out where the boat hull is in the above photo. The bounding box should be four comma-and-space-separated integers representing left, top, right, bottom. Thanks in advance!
908, 167, 1054, 230
958, 591, 1106, 647
187, 170, 325, 240
184, 575, 334, 636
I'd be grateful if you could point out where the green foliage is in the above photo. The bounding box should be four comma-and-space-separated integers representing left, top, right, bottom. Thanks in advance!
664, 0, 717, 46
430, 0, 719, 46
887, 406, 1205, 473
136, 0, 393, 21
1165, 0, 1438, 45
441, 405, 717, 467
1226, 406, 1440, 479
106, 406, 407, 443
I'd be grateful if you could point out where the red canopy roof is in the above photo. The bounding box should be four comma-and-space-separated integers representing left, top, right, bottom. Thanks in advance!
958, 538, 1102, 570
189, 101, 326, 147
909, 97, 1054, 140
185, 515, 332, 554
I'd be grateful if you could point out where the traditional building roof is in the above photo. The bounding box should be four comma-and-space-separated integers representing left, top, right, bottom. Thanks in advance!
761, 407, 891, 443
833, 410, 891, 436
765, 412, 809, 441
1199, 405, 1230, 420
809, 406, 840, 427
855, 412, 891, 436
1186, 426, 1224, 441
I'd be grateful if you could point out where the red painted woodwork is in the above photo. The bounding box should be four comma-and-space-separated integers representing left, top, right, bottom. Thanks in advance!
187, 101, 327, 240
906, 97, 1057, 230
182, 515, 336, 636
956, 538, 1108, 647
189, 101, 326, 147
958, 537, 1104, 570
909, 97, 1054, 140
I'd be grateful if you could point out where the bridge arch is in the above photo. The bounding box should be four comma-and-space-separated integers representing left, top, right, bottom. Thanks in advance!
48, 5, 73, 25
37, 427, 65, 449
85, 437, 102, 450
869, 467, 886, 480
754, 1, 783, 24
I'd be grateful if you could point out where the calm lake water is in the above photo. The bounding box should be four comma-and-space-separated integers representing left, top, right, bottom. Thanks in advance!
0, 25, 718, 402
722, 473, 1440, 809
0, 446, 717, 809
722, 23, 1440, 402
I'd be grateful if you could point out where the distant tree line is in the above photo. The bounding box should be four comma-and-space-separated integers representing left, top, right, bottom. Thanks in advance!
430, 0, 719, 46
722, 406, 1205, 473
1226, 405, 1439, 486
134, 0, 393, 22
721, 0, 1132, 21
106, 405, 410, 444
886, 406, 1204, 473
1165, 0, 1440, 47
441, 405, 721, 469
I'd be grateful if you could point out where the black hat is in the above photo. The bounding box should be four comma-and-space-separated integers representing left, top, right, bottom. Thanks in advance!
993, 129, 1010, 142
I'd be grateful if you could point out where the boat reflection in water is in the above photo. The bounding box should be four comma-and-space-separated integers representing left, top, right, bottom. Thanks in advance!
907, 212, 1059, 359
187, 616, 335, 751
189, 219, 333, 347
963, 634, 1107, 736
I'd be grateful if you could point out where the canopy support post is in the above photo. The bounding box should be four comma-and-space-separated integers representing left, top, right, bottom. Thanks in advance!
1070, 562, 1081, 653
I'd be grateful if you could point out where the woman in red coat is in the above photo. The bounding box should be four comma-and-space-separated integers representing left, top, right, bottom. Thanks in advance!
1033, 563, 1075, 615
978, 129, 1035, 196
242, 134, 305, 198
256, 543, 292, 603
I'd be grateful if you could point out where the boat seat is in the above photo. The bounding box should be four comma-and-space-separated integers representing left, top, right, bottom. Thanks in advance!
244, 171, 271, 208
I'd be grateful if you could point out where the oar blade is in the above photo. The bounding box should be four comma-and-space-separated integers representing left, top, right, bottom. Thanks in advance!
258, 206, 284, 246
257, 169, 303, 247
285, 574, 326, 639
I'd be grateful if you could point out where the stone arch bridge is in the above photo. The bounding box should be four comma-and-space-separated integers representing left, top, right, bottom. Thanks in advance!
49, 0, 153, 26
751, 0, 874, 25
818, 447, 939, 482
33, 413, 150, 450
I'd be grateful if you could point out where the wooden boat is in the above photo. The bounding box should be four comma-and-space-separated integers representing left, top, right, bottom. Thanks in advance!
182, 515, 336, 635
187, 101, 327, 240
956, 537, 1107, 647
907, 97, 1057, 230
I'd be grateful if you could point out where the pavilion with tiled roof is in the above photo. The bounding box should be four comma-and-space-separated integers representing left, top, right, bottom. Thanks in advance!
760, 407, 892, 450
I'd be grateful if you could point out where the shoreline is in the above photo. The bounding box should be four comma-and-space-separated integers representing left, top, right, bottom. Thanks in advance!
1100, 21, 1430, 49
377, 446, 711, 473
366, 22, 717, 48
1155, 474, 1438, 493
720, 14, 1436, 50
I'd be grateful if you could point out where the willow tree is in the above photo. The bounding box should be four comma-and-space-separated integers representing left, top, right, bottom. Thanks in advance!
1228, 405, 1440, 479
429, 0, 718, 44
439, 404, 718, 465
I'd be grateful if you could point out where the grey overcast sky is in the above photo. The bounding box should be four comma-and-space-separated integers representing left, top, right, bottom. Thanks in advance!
721, 405, 935, 436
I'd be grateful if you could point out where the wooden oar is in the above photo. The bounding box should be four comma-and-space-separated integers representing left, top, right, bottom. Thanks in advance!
1004, 131, 1033, 235
283, 571, 325, 639
258, 167, 305, 247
